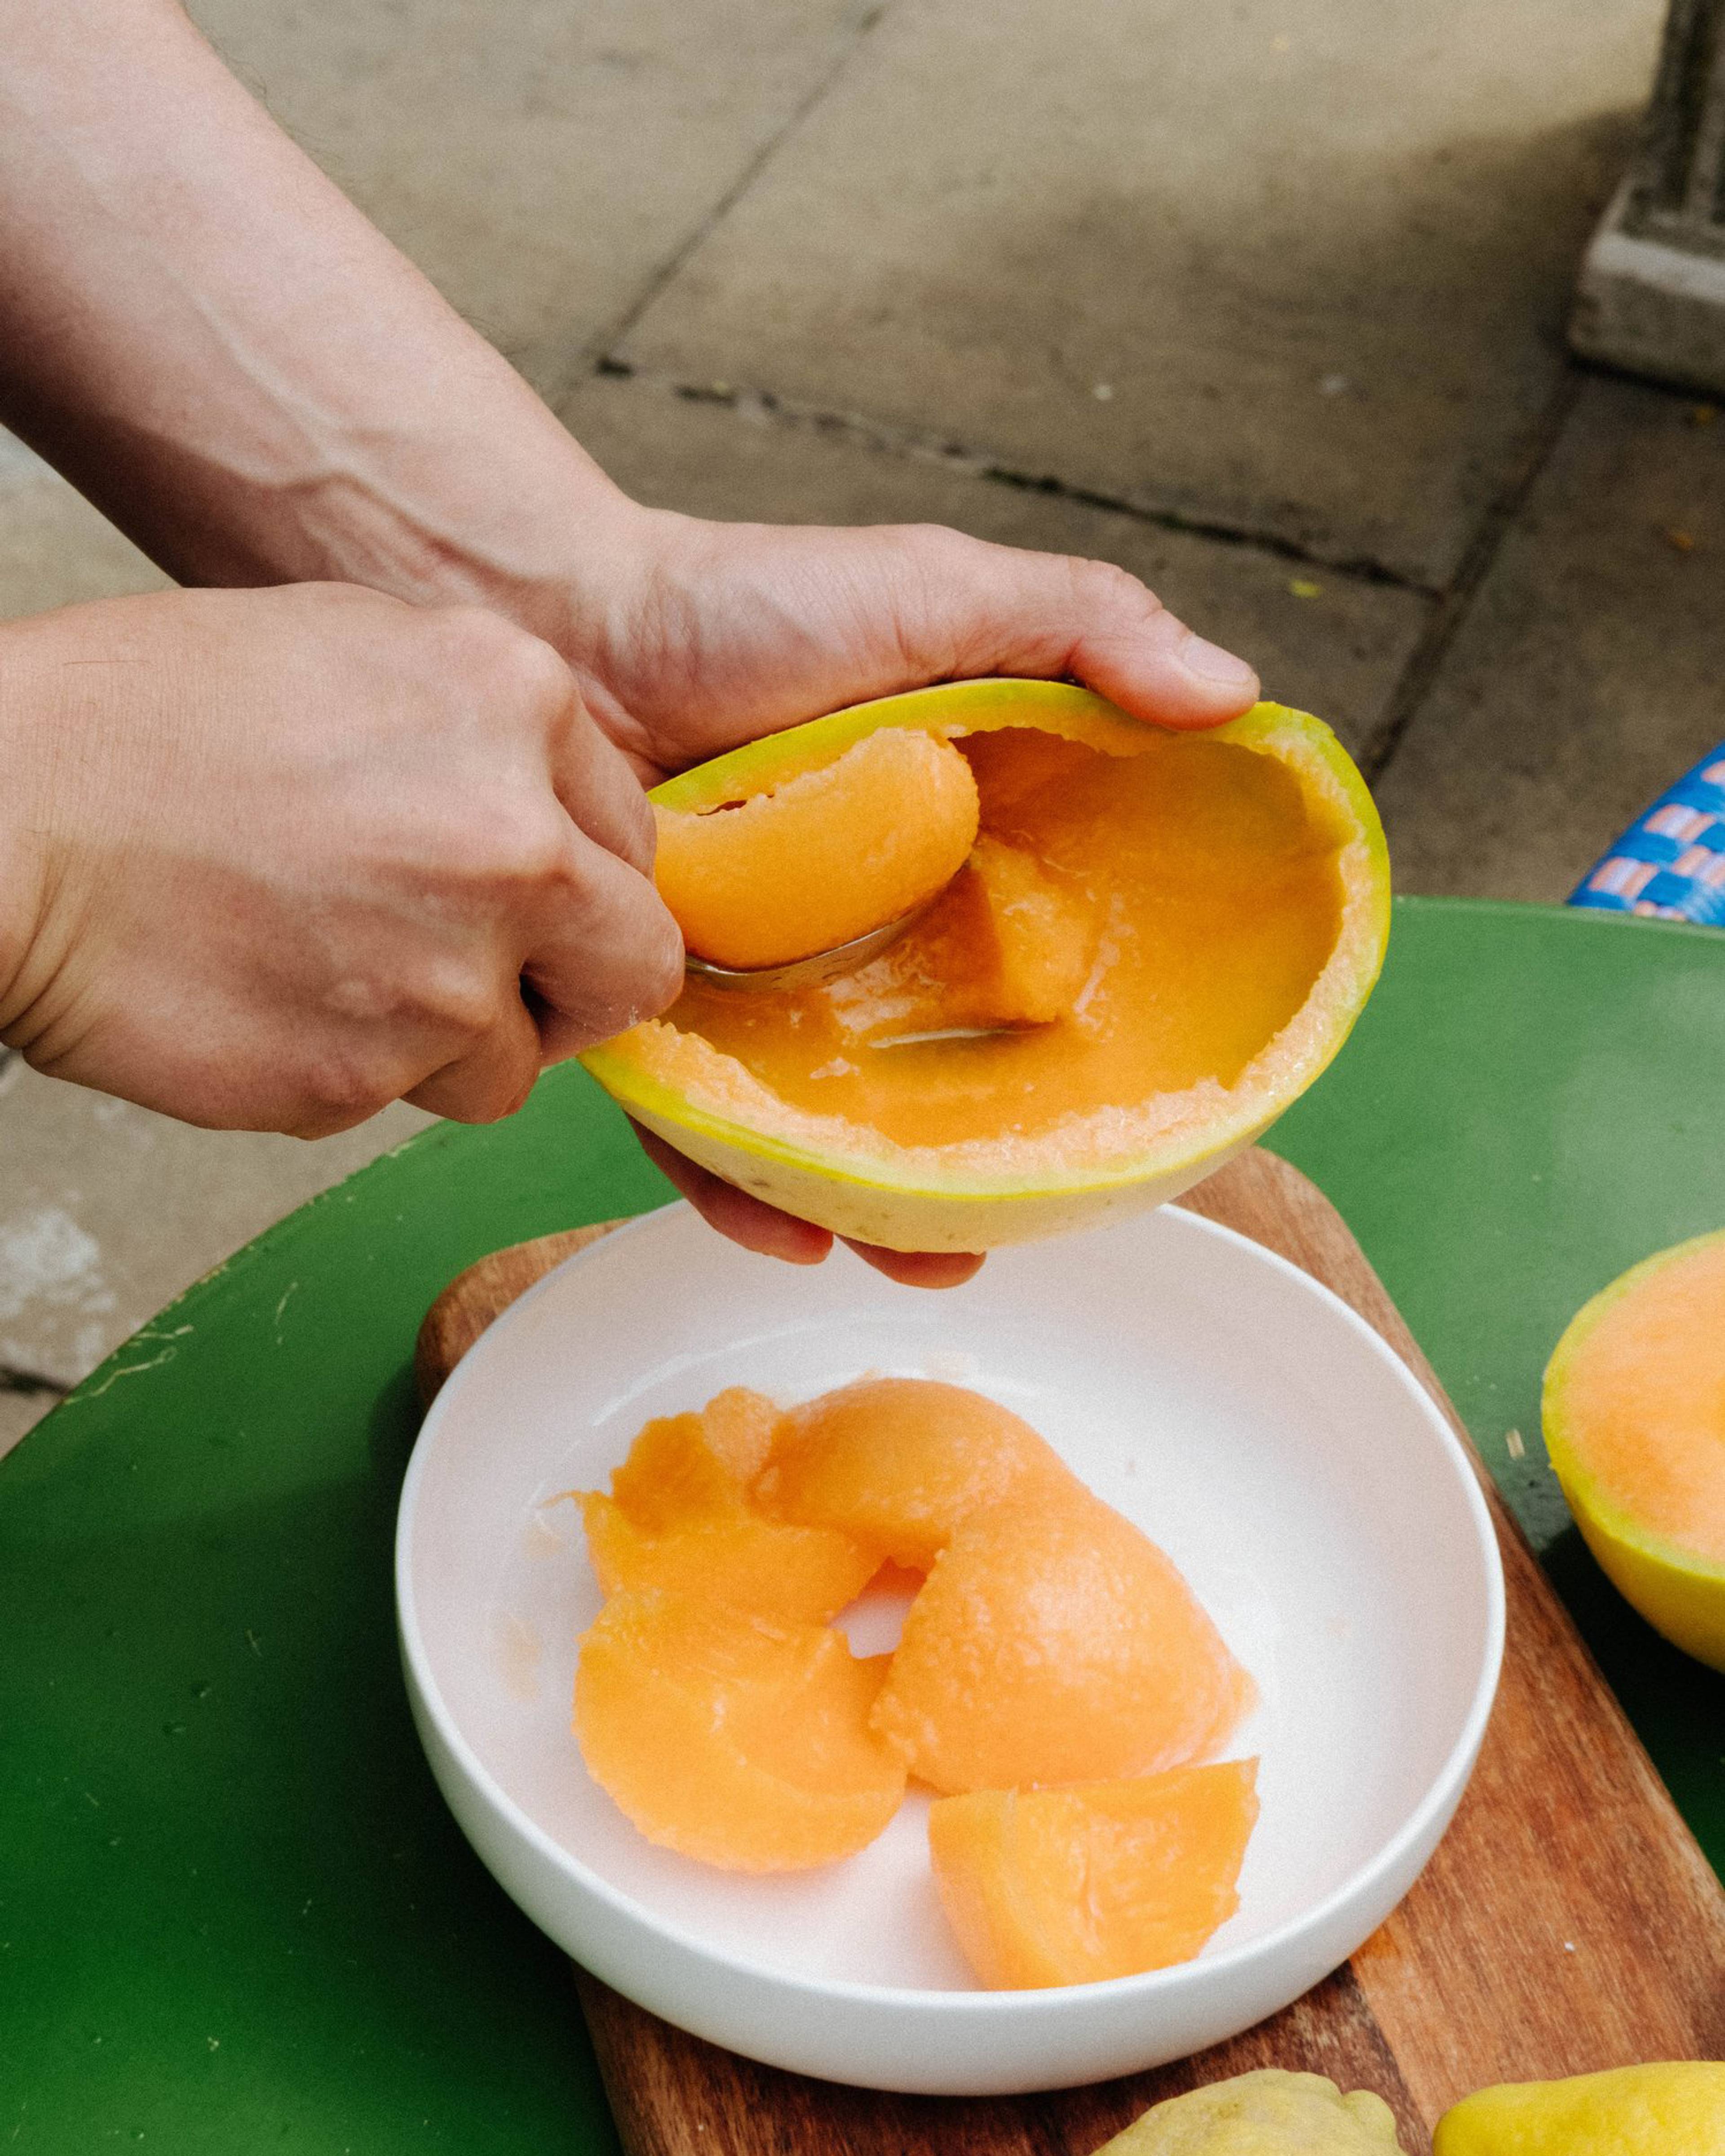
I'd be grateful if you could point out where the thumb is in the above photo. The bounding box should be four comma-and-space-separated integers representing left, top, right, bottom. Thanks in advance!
894, 530, 1260, 731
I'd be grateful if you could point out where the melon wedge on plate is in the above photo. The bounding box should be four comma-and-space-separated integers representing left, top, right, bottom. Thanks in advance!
582, 678, 1390, 1252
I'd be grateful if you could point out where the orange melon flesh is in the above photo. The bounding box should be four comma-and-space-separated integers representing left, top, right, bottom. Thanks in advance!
606, 1388, 781, 1530
823, 834, 1097, 1039
573, 1590, 906, 1871
579, 1387, 876, 1624
652, 728, 981, 970
579, 1498, 879, 1625
871, 1491, 1252, 1794
928, 1760, 1260, 1988
1545, 1235, 1725, 1564
754, 1376, 1084, 1570
655, 724, 1346, 1153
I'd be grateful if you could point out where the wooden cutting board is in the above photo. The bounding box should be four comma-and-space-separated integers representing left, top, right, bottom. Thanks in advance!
416, 1149, 1725, 2155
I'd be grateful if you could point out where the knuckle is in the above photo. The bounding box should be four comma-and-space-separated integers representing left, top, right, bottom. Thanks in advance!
642, 905, 687, 1013
1069, 555, 1162, 622
295, 1047, 391, 1126
443, 796, 572, 894
426, 605, 573, 710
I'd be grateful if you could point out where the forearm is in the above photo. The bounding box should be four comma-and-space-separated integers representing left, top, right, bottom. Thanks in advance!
0, 0, 634, 638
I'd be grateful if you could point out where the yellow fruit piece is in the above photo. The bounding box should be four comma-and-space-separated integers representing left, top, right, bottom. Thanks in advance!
929, 1761, 1259, 1989
871, 1491, 1252, 1794
1091, 2068, 1407, 2152
755, 1376, 1082, 1570
1543, 1230, 1725, 1671
1433, 2063, 1725, 2155
580, 1387, 875, 1624
584, 680, 1390, 1252
573, 1591, 906, 1871
652, 727, 980, 971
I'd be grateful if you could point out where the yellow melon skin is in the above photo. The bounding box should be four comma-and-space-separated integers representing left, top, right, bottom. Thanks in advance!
1542, 1229, 1725, 1674
1433, 2063, 1725, 2156
928, 1761, 1260, 1989
871, 1491, 1252, 1794
582, 680, 1390, 1254
573, 1590, 906, 1872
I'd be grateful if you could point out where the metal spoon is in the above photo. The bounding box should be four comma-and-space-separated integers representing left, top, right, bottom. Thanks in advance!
683, 905, 928, 992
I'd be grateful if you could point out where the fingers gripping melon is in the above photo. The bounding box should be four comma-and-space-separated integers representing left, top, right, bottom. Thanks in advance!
583, 680, 1390, 1252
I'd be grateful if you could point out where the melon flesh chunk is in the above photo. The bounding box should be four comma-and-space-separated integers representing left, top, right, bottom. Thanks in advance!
826, 835, 1097, 1040
579, 1387, 876, 1624
928, 1760, 1260, 1988
607, 1388, 781, 1528
871, 1491, 1252, 1793
579, 1497, 879, 1625
574, 1590, 906, 1871
1547, 1234, 1725, 1563
652, 728, 980, 971
754, 1376, 1083, 1570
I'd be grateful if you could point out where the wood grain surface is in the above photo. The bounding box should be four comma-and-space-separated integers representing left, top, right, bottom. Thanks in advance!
416, 1150, 1725, 2155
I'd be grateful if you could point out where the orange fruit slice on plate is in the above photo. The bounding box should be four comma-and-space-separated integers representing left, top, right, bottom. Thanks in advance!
574, 1590, 905, 1871
929, 1759, 1260, 1988
871, 1490, 1252, 1793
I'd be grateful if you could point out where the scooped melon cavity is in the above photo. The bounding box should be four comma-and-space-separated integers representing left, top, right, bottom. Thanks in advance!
653, 727, 980, 970
637, 718, 1350, 1157
584, 684, 1389, 1252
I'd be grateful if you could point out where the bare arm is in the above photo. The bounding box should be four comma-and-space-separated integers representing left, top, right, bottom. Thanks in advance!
0, 0, 1261, 1283
0, 0, 624, 632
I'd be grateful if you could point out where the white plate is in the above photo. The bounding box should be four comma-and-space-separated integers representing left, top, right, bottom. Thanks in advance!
397, 1198, 1504, 2094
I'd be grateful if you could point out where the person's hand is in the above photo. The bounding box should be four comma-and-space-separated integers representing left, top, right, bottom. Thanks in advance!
548, 511, 1263, 1287
0, 0, 1257, 1278
0, 584, 681, 1134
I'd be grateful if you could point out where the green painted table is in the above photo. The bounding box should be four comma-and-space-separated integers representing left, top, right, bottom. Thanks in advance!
3, 895, 1723, 2150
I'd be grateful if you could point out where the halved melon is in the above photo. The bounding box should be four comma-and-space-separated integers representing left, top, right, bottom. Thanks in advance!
927, 1760, 1260, 1988
582, 680, 1389, 1252
1542, 1230, 1725, 1671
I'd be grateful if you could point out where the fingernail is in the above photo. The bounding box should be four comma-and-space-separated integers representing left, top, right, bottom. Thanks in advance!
1179, 632, 1258, 688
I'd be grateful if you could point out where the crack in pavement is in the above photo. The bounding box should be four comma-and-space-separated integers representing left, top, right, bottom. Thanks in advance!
574, 364, 1445, 596
1, 1361, 70, 1397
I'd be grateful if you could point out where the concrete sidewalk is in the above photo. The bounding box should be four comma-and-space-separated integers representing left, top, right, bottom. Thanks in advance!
4, 0, 1722, 1449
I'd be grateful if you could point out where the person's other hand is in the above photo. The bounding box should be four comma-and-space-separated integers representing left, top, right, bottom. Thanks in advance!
0, 583, 681, 1134
553, 513, 1262, 1287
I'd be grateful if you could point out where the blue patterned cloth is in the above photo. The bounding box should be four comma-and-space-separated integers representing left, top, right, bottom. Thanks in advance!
1570, 747, 1725, 927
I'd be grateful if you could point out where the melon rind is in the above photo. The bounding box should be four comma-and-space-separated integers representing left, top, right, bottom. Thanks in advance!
581, 681, 1391, 1253
1542, 1229, 1725, 1673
